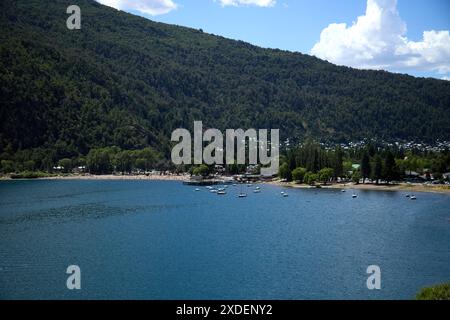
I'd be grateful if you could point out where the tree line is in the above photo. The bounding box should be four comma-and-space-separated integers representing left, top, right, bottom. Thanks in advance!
0, 145, 164, 175
278, 142, 450, 185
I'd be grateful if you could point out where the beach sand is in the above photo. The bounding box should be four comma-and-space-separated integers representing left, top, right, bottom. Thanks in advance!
269, 180, 450, 194
2, 174, 449, 194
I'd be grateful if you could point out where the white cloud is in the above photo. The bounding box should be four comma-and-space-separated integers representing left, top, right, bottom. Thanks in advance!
96, 0, 177, 16
311, 0, 450, 78
218, 0, 276, 7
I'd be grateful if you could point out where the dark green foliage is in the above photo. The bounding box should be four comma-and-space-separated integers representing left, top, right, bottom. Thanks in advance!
384, 151, 399, 183
333, 147, 344, 179
278, 163, 291, 181
280, 142, 450, 184
416, 283, 450, 300
352, 171, 361, 184
292, 167, 307, 183
10, 171, 52, 179
361, 152, 371, 183
318, 168, 334, 184
372, 154, 383, 184
1, 160, 15, 173
58, 158, 72, 173
84, 146, 161, 174
114, 150, 134, 173
192, 164, 210, 177
86, 147, 114, 174
1, 0, 450, 164
304, 172, 319, 185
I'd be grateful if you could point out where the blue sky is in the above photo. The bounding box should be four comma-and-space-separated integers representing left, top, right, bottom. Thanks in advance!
97, 0, 450, 80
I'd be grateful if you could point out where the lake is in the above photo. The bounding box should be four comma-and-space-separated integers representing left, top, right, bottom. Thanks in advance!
0, 180, 449, 300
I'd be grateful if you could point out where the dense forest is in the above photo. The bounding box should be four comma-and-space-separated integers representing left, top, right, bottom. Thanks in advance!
0, 0, 449, 173
278, 142, 450, 185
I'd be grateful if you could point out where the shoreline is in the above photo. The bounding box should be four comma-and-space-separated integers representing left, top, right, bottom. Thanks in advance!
268, 180, 450, 195
0, 174, 190, 182
2, 174, 450, 194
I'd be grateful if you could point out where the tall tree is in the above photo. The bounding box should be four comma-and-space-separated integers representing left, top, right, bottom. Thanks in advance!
318, 168, 334, 185
279, 163, 291, 181
372, 154, 383, 185
361, 152, 371, 184
334, 147, 344, 179
384, 151, 398, 183
292, 167, 307, 183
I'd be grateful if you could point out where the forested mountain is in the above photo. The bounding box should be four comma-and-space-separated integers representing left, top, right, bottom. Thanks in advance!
1, 0, 449, 161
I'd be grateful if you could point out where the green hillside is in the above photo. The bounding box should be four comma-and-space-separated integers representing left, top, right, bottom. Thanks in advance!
1, 0, 449, 162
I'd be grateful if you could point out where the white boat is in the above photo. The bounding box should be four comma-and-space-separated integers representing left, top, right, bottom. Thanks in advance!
352, 194, 358, 198
217, 190, 227, 195
210, 189, 218, 193
253, 189, 261, 193
406, 194, 410, 198
410, 195, 417, 200
255, 186, 261, 190
195, 188, 200, 192
341, 190, 346, 193
282, 193, 289, 197
238, 185, 247, 198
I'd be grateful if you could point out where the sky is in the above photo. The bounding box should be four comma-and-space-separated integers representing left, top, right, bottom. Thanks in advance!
95, 0, 450, 80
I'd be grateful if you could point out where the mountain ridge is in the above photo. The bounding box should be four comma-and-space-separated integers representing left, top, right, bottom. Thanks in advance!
1, 0, 449, 159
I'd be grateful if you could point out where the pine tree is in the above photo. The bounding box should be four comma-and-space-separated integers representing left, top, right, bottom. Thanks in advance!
372, 154, 383, 184
334, 147, 344, 179
384, 151, 398, 183
361, 151, 371, 184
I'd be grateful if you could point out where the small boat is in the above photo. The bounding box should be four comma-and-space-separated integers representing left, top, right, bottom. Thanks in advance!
210, 189, 218, 193
238, 193, 248, 198
406, 194, 410, 198
217, 190, 227, 195
282, 193, 289, 197
195, 188, 200, 192
281, 191, 285, 194
255, 186, 261, 190
341, 190, 346, 193
206, 186, 213, 190
253, 189, 261, 193
352, 194, 358, 198
410, 195, 417, 200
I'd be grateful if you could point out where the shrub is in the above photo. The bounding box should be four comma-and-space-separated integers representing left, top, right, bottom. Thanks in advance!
416, 283, 450, 300
292, 167, 307, 183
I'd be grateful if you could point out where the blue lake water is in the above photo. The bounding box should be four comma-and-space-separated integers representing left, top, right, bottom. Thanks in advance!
0, 180, 449, 300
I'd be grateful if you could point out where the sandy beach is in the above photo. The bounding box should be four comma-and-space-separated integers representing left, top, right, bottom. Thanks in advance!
2, 174, 449, 194
269, 180, 450, 194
